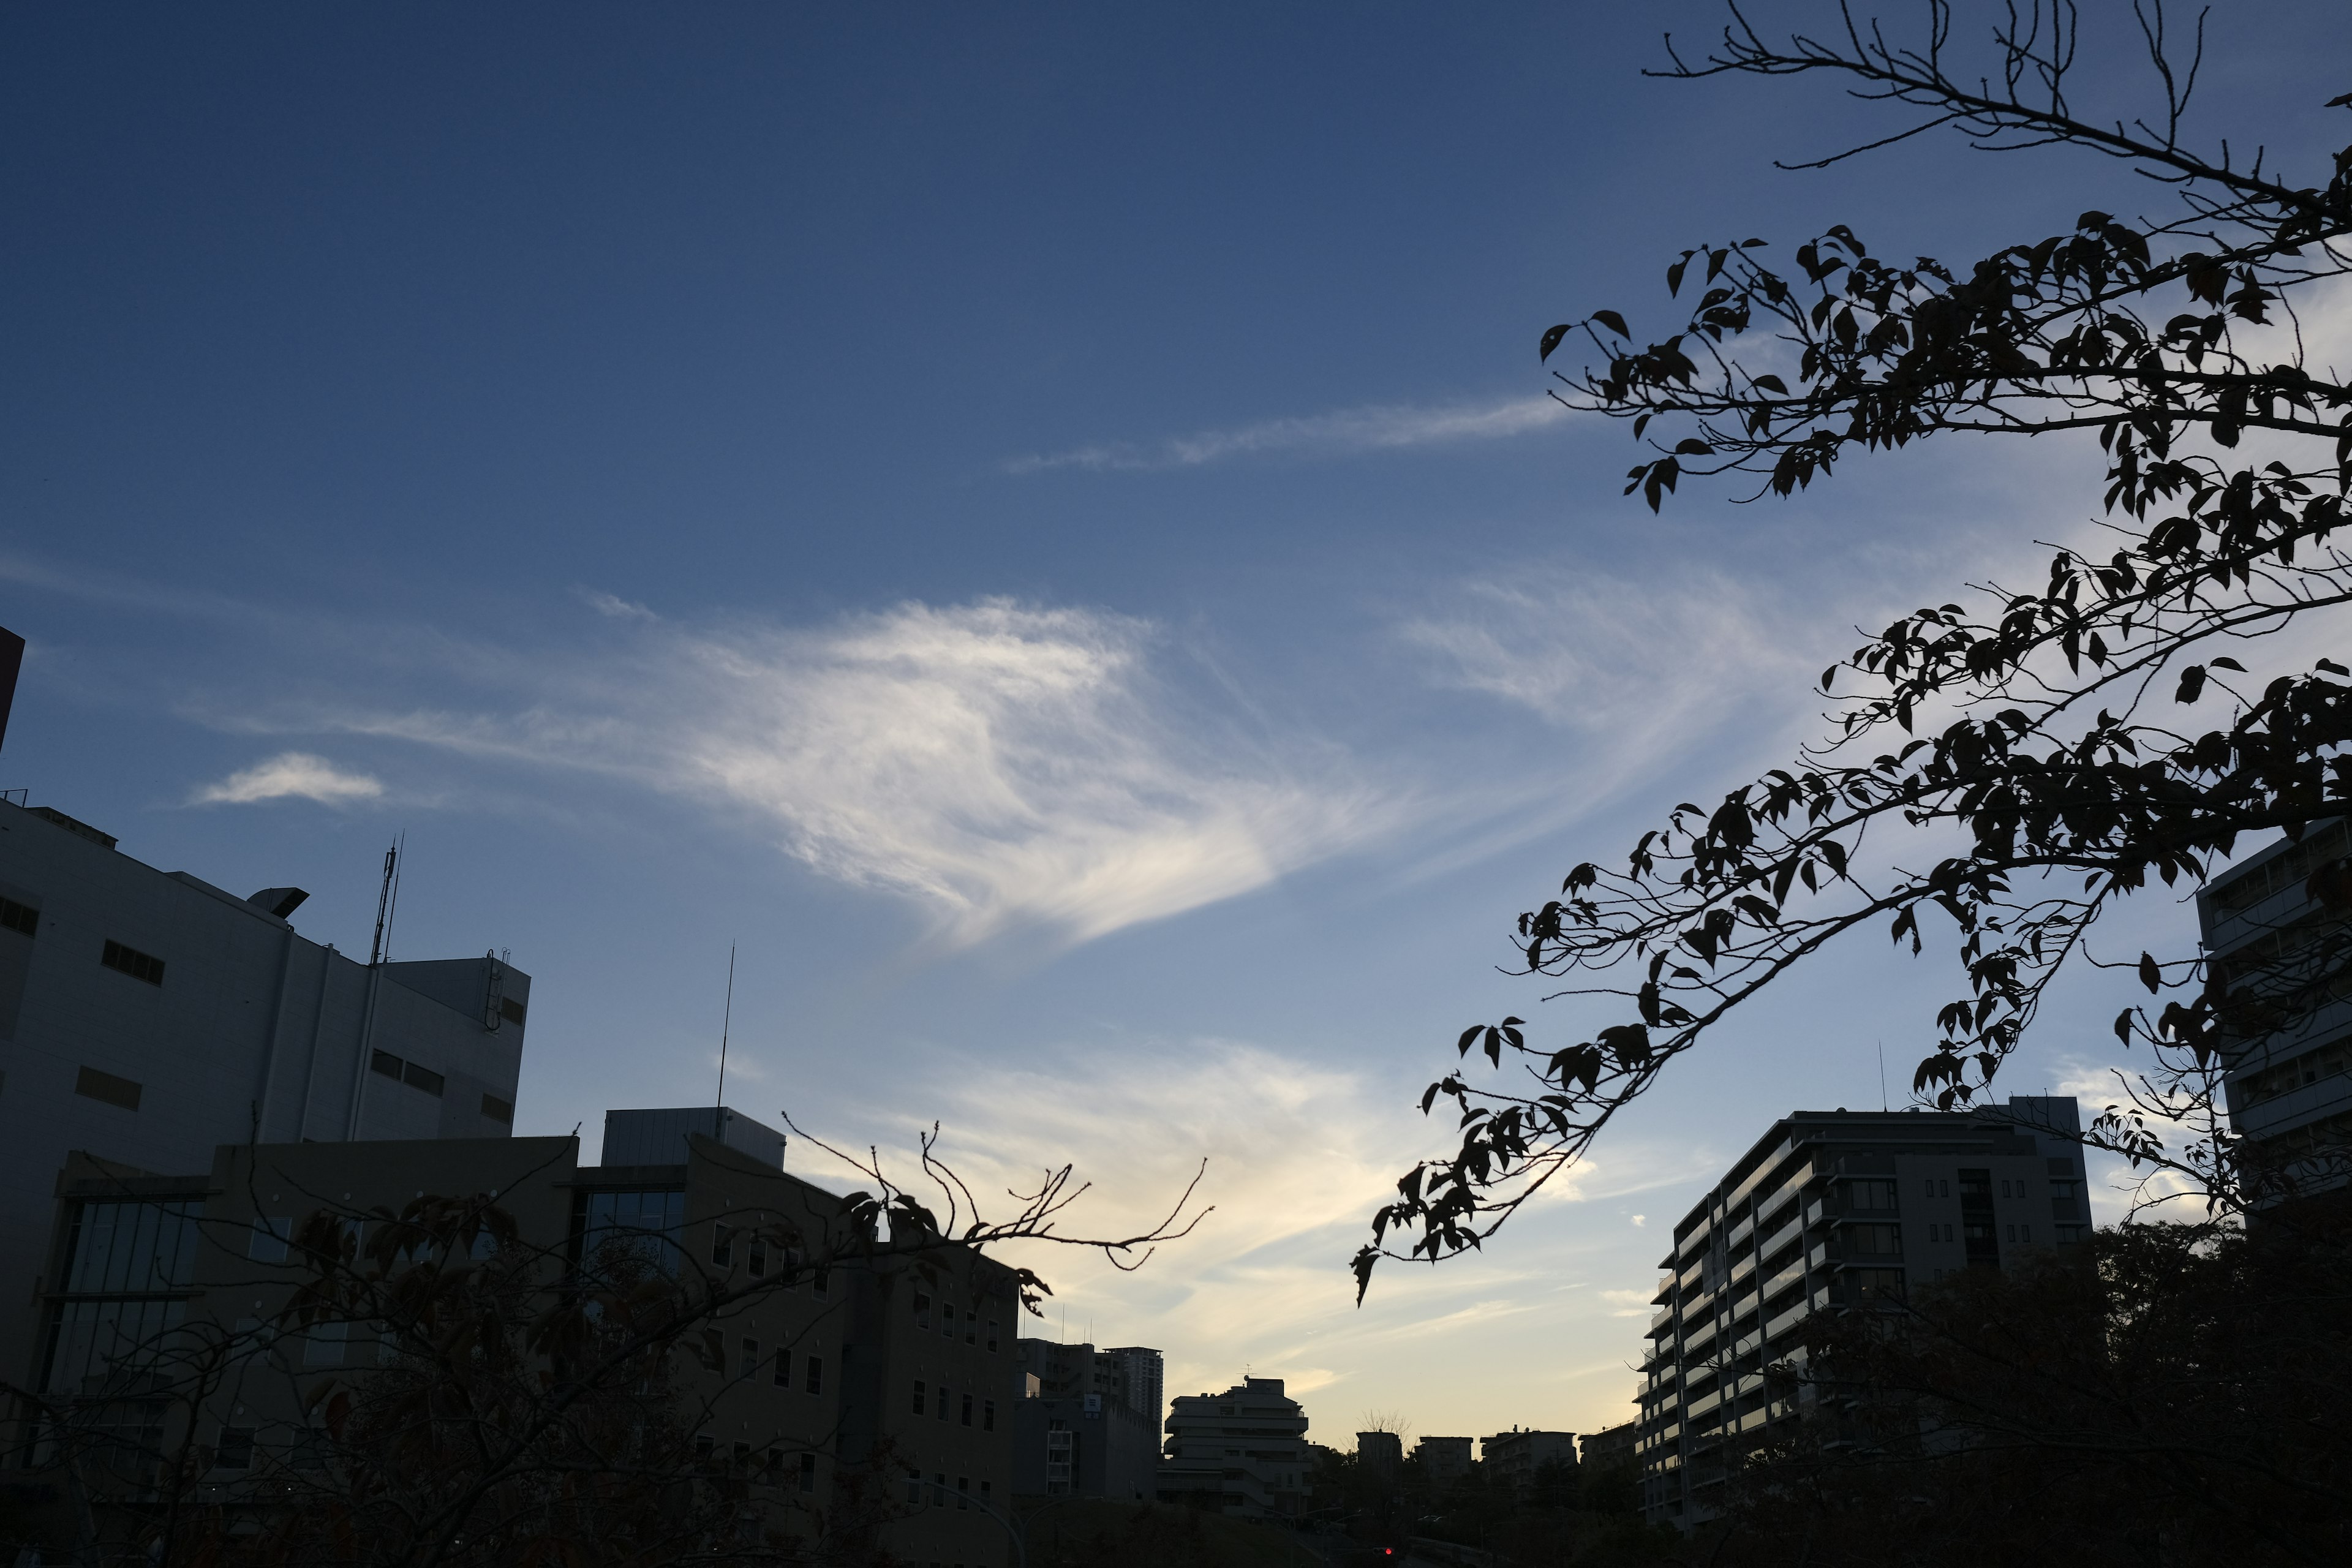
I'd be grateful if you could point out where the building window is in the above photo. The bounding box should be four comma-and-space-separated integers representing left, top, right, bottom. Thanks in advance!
0, 895, 37, 937
940, 1302, 956, 1338
982, 1398, 996, 1432
74, 1066, 143, 1112
987, 1318, 1000, 1352
938, 1383, 951, 1421
914, 1292, 931, 1329
578, 1189, 687, 1275
402, 1060, 445, 1097
903, 1467, 922, 1504
799, 1452, 817, 1494
499, 995, 528, 1027
981, 1480, 992, 1507
100, 940, 165, 986
741, 1338, 760, 1378
2004, 1224, 2016, 1242
961, 1393, 974, 1427
711, 1226, 733, 1268
931, 1471, 947, 1508
748, 1237, 767, 1278
215, 1427, 255, 1471
911, 1380, 927, 1416
964, 1314, 977, 1346
814, 1267, 829, 1300
956, 1475, 971, 1510
774, 1351, 792, 1389
249, 1215, 292, 1263
805, 1354, 824, 1396
480, 1093, 514, 1123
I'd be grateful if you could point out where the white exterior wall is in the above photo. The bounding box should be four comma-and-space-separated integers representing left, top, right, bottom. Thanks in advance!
0, 798, 529, 1378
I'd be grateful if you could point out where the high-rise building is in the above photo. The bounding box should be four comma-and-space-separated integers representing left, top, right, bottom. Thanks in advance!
1102, 1343, 1164, 1429
1635, 1098, 2090, 1528
0, 793, 530, 1372
1158, 1376, 1311, 1517
2196, 823, 2352, 1198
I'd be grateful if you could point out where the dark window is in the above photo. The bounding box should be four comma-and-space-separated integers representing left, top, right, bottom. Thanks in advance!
911, 1379, 926, 1416
401, 1060, 444, 1097
798, 1452, 817, 1493
964, 1314, 976, 1346
914, 1292, 931, 1329
805, 1354, 824, 1396
371, 1050, 404, 1079
960, 1393, 973, 1427
499, 995, 527, 1027
101, 940, 165, 986
216, 1427, 255, 1470
813, 1267, 829, 1300
695, 1435, 714, 1461
481, 1093, 514, 1123
903, 1468, 922, 1505
931, 1471, 946, 1508
0, 895, 37, 937
956, 1475, 970, 1510
774, 1351, 792, 1389
987, 1318, 999, 1352
748, 1237, 767, 1278
742, 1338, 761, 1378
74, 1066, 141, 1111
712, 1225, 733, 1267
982, 1399, 996, 1433
578, 1189, 685, 1274
937, 1382, 951, 1420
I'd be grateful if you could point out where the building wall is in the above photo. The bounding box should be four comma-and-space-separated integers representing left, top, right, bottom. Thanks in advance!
1102, 1343, 1164, 1430
1414, 1436, 1473, 1482
1634, 1098, 2090, 1528
0, 797, 527, 1376
1011, 1394, 1159, 1500
1483, 1429, 1577, 1490
1159, 1376, 1310, 1517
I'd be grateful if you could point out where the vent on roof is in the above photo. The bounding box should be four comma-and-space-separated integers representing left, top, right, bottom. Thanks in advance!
247, 887, 309, 919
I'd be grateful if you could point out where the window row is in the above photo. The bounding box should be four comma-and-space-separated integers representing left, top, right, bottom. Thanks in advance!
710, 1226, 827, 1294
910, 1379, 997, 1430
370, 1049, 445, 1098
910, 1291, 1000, 1351
690, 1434, 821, 1492
728, 1337, 827, 1397
901, 1467, 992, 1512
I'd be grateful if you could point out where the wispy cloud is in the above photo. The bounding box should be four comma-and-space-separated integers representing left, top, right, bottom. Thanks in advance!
1002, 394, 1570, 475
578, 587, 658, 620
270, 600, 1404, 948
192, 752, 385, 807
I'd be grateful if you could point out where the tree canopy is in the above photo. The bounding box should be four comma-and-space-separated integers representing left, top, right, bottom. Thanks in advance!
1360, 0, 2352, 1298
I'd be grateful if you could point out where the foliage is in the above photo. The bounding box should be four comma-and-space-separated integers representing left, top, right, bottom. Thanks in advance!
1717, 1200, 2352, 1567
1360, 0, 2352, 1297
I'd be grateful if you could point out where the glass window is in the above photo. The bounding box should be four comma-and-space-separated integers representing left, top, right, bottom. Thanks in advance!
931, 1471, 946, 1507
579, 1189, 685, 1275
215, 1427, 255, 1471
799, 1452, 817, 1494
960, 1393, 973, 1427
64, 1202, 199, 1294
983, 1399, 996, 1432
774, 1350, 791, 1388
956, 1475, 970, 1510
748, 1237, 767, 1278
912, 1379, 927, 1416
903, 1467, 922, 1504
806, 1354, 824, 1396
914, 1292, 932, 1329
987, 1318, 1000, 1353
712, 1225, 733, 1268
937, 1383, 951, 1420
741, 1338, 760, 1378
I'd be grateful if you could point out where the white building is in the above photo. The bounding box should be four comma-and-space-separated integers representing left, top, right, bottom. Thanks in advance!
1157, 1375, 1310, 1518
0, 793, 530, 1373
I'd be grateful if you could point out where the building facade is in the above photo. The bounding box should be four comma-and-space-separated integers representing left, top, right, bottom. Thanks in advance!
1157, 1376, 1311, 1518
1482, 1428, 1577, 1490
0, 794, 530, 1365
1635, 1097, 2090, 1527
1413, 1435, 1473, 1482
2196, 821, 2352, 1198
18, 1113, 1019, 1566
1102, 1343, 1164, 1431
1577, 1421, 1635, 1470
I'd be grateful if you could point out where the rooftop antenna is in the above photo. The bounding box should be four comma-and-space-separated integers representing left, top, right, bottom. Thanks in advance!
1877, 1040, 1888, 1112
714, 943, 736, 1142
368, 837, 404, 967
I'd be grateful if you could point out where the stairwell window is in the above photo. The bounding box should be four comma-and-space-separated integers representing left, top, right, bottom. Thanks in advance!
0, 895, 37, 937
100, 940, 165, 986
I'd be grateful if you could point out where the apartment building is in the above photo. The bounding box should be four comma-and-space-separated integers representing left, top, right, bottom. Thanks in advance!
1482, 1428, 1577, 1491
20, 1110, 1019, 1566
1102, 1343, 1164, 1431
1158, 1376, 1311, 1518
0, 793, 530, 1366
1635, 1097, 2090, 1527
1413, 1435, 1474, 1482
1578, 1420, 1635, 1470
2196, 821, 2352, 1198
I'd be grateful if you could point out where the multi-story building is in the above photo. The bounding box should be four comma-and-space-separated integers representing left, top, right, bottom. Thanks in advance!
2196, 821, 2352, 1198
1635, 1097, 2090, 1528
1157, 1376, 1311, 1517
0, 792, 531, 1373
1354, 1428, 1403, 1480
1011, 1338, 1163, 1501
1482, 1428, 1577, 1490
19, 1110, 1019, 1566
1102, 1343, 1164, 1430
1413, 1434, 1474, 1482
1578, 1420, 1635, 1470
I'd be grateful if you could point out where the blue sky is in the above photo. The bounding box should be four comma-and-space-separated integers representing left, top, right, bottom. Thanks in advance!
7, 2, 2350, 1441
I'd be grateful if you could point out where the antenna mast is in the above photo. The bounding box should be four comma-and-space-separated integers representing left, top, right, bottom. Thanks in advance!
368, 840, 399, 967
714, 943, 736, 1140
1877, 1040, 1888, 1112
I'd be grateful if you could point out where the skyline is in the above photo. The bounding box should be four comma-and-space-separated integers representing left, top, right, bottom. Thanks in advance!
8, 1, 2351, 1442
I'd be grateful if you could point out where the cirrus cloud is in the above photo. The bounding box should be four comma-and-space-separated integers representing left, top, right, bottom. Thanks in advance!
192, 752, 385, 807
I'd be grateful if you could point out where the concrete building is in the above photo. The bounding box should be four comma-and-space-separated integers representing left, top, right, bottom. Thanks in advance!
1578, 1421, 1635, 1470
0, 793, 530, 1371
1482, 1428, 1577, 1490
18, 1110, 1020, 1566
2196, 821, 2352, 1198
1158, 1376, 1311, 1518
1355, 1428, 1403, 1479
1103, 1343, 1165, 1430
1635, 1098, 2090, 1528
1413, 1434, 1474, 1482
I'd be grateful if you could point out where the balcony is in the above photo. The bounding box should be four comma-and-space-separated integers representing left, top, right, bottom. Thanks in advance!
1764, 1297, 1815, 1341
1649, 1304, 1676, 1337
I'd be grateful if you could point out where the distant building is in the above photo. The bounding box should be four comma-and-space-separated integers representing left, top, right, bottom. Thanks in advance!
1355, 1428, 1403, 1479
1159, 1376, 1311, 1517
1483, 1428, 1578, 1490
1577, 1422, 1634, 1470
1104, 1344, 1166, 1430
1414, 1435, 1474, 1482
1637, 1098, 2090, 1528
1012, 1392, 1158, 1501
2196, 823, 2352, 1198
0, 789, 530, 1373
